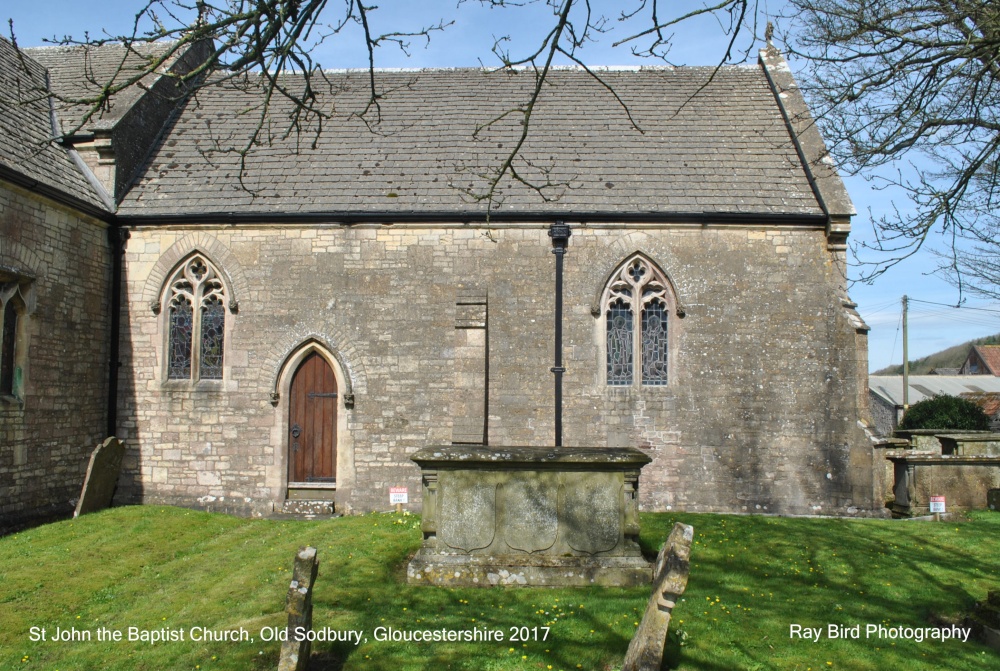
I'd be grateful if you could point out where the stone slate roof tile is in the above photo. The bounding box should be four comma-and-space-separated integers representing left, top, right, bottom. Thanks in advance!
119, 65, 826, 218
0, 37, 106, 209
25, 41, 181, 134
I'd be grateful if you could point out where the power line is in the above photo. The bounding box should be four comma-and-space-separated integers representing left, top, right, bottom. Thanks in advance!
907, 298, 1000, 315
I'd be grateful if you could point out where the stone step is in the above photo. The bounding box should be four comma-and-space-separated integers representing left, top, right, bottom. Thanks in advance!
278, 500, 335, 518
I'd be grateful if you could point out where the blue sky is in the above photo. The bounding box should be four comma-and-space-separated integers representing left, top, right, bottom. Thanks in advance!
8, 0, 998, 371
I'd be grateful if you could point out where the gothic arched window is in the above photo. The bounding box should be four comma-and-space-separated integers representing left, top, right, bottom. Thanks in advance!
0, 280, 30, 399
603, 255, 673, 386
1, 297, 19, 395
165, 255, 227, 381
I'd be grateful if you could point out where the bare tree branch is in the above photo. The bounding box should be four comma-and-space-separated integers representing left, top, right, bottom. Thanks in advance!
14, 0, 995, 302
783, 0, 1000, 297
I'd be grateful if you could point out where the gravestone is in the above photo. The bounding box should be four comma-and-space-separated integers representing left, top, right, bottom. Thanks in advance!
278, 546, 319, 671
968, 591, 1000, 652
74, 437, 126, 517
621, 522, 694, 671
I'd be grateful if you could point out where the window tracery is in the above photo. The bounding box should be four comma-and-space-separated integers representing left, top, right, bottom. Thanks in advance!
603, 255, 672, 386
165, 255, 227, 381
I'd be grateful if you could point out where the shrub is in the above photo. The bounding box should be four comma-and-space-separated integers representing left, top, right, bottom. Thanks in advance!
898, 394, 991, 431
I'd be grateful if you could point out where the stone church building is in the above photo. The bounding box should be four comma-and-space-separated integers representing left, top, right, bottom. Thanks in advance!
1, 36, 876, 528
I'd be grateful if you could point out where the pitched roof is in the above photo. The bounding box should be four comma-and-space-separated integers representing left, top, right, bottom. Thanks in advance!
118, 64, 833, 219
971, 345, 1000, 375
0, 37, 107, 211
24, 41, 182, 134
960, 392, 1000, 417
869, 375, 1000, 406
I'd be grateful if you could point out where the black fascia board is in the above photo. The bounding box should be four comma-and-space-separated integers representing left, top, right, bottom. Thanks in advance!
0, 163, 114, 222
119, 209, 828, 227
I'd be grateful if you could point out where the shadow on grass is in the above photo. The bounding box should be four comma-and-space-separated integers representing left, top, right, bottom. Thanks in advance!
640, 512, 1000, 670
309, 641, 354, 671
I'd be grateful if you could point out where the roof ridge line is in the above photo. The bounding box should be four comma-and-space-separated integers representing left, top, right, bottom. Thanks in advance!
258, 63, 757, 76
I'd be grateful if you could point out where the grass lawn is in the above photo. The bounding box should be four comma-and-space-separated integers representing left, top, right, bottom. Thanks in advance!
0, 506, 997, 670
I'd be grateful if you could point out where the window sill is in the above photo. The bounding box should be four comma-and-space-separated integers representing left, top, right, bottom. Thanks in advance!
161, 378, 226, 391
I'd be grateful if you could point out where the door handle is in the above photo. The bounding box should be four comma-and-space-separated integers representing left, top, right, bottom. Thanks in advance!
291, 424, 301, 438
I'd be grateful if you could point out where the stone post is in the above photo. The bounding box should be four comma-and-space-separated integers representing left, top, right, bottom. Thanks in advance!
278, 546, 319, 671
621, 522, 693, 671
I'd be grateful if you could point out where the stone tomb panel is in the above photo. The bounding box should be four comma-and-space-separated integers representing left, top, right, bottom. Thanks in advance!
500, 474, 559, 553
437, 467, 626, 555
564, 472, 624, 555
439, 471, 500, 552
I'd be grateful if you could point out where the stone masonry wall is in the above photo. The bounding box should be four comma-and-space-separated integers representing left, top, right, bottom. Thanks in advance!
0, 181, 111, 528
116, 221, 875, 516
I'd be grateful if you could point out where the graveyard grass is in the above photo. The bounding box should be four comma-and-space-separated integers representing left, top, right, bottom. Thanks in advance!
0, 508, 997, 671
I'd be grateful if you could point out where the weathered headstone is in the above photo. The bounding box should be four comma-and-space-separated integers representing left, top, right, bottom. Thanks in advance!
74, 437, 126, 517
278, 546, 319, 671
621, 522, 694, 671
967, 590, 1000, 652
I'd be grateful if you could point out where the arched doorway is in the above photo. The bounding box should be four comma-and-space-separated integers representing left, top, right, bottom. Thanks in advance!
288, 352, 337, 484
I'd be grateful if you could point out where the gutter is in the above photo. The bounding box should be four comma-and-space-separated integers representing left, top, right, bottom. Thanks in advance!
118, 209, 829, 228
0, 163, 112, 222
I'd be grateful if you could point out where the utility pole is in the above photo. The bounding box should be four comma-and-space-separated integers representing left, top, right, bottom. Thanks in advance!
902, 295, 909, 411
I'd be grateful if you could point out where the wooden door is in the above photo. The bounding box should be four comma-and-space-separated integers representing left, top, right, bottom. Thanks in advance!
288, 352, 337, 483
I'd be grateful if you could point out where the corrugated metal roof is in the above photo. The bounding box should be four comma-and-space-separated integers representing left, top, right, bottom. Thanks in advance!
869, 376, 1000, 406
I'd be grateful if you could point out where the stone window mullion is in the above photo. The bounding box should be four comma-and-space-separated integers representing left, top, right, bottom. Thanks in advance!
190, 280, 204, 380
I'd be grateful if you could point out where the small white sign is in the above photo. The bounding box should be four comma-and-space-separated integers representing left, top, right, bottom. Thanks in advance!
389, 487, 408, 504
929, 496, 946, 513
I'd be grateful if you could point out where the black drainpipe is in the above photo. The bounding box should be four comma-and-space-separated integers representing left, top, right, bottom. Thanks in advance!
107, 225, 129, 437
548, 222, 571, 447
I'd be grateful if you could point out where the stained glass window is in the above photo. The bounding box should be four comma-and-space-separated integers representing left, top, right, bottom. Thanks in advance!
168, 296, 193, 379
602, 255, 673, 387
607, 299, 634, 385
164, 255, 228, 381
1, 299, 17, 395
641, 301, 669, 385
200, 297, 225, 380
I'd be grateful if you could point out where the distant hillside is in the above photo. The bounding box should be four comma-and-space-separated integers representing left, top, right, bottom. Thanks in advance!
873, 333, 1000, 375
